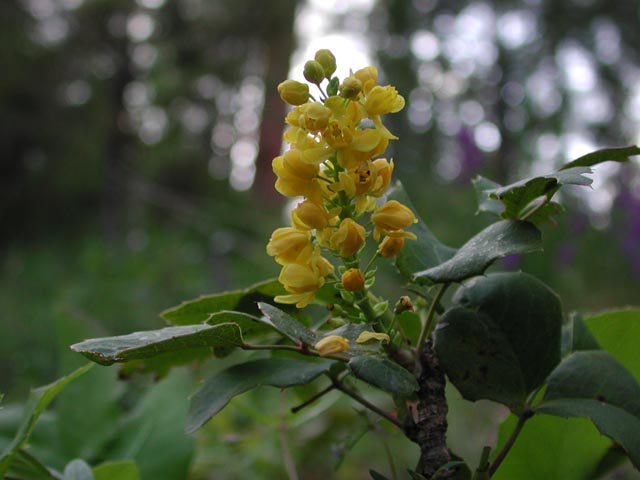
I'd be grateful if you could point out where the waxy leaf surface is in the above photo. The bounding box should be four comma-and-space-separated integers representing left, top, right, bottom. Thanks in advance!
71, 323, 243, 365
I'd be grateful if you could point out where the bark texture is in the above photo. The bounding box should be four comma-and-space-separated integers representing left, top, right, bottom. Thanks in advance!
404, 340, 451, 478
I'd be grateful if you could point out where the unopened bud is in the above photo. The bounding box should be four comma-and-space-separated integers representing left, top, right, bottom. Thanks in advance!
341, 268, 365, 292
378, 236, 405, 258
340, 76, 362, 99
314, 49, 336, 78
304, 60, 325, 84
395, 295, 414, 313
314, 335, 349, 356
277, 80, 309, 106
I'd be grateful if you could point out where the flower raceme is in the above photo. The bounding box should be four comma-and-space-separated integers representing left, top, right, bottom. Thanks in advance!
267, 49, 418, 309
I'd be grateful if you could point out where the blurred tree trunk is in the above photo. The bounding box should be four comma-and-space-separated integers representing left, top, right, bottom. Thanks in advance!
102, 35, 132, 241
253, 0, 297, 206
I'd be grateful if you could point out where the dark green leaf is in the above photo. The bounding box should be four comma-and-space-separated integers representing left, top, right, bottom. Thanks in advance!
492, 414, 613, 480
0, 363, 93, 476
388, 182, 457, 281
257, 302, 318, 346
415, 221, 542, 285
585, 309, 640, 383
370, 469, 392, 480
93, 461, 139, 480
348, 356, 418, 396
8, 449, 56, 479
397, 311, 421, 346
71, 323, 243, 365
436, 273, 562, 412
565, 312, 600, 356
161, 279, 286, 325
117, 348, 212, 379
205, 310, 270, 337
535, 351, 640, 469
186, 358, 334, 434
559, 145, 640, 170
64, 459, 94, 480
472, 175, 504, 216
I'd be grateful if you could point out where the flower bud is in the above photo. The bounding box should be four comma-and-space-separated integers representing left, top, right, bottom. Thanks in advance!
314, 49, 336, 78
277, 80, 309, 106
303, 60, 325, 84
330, 218, 366, 258
372, 200, 417, 231
266, 227, 312, 265
341, 268, 365, 292
354, 66, 378, 95
378, 236, 405, 258
314, 335, 349, 356
339, 76, 362, 99
355, 331, 390, 344
292, 200, 330, 230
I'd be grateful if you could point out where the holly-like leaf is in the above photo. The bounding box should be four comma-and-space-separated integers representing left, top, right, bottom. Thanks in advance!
0, 364, 93, 476
388, 182, 457, 281
348, 355, 418, 396
414, 221, 542, 285
435, 272, 562, 412
186, 358, 334, 434
585, 309, 640, 384
257, 302, 318, 346
161, 278, 287, 325
473, 145, 639, 225
70, 323, 243, 366
535, 351, 640, 469
559, 145, 640, 170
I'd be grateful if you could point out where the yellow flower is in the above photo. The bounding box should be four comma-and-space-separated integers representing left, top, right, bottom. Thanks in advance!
274, 252, 331, 308
372, 200, 417, 240
277, 80, 309, 106
378, 236, 405, 258
330, 218, 366, 257
339, 76, 362, 99
266, 227, 313, 265
292, 200, 335, 231
314, 335, 349, 356
355, 331, 390, 344
354, 66, 379, 95
364, 85, 405, 116
300, 102, 332, 133
337, 128, 388, 170
369, 158, 394, 197
341, 268, 365, 292
272, 149, 319, 198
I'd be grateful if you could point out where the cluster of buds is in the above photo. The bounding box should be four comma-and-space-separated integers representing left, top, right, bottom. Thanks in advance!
267, 49, 417, 309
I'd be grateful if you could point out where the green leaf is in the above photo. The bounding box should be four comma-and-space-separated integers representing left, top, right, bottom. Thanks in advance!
7, 449, 56, 479
257, 302, 318, 346
397, 310, 421, 346
348, 356, 418, 396
492, 414, 613, 480
64, 459, 94, 480
0, 363, 93, 476
93, 461, 139, 480
415, 221, 542, 285
585, 309, 640, 384
117, 348, 212, 379
436, 272, 562, 412
186, 358, 335, 434
564, 312, 600, 356
472, 176, 504, 216
388, 182, 457, 281
369, 469, 392, 480
559, 145, 640, 170
106, 369, 195, 480
535, 351, 640, 469
70, 323, 243, 365
205, 310, 268, 335
160, 278, 287, 325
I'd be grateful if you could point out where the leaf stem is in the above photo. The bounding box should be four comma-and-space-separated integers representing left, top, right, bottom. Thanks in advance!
290, 372, 348, 413
488, 410, 532, 476
332, 379, 402, 429
416, 283, 449, 355
241, 343, 349, 362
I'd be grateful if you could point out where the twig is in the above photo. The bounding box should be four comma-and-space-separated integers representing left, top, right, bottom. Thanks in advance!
333, 380, 402, 429
416, 283, 449, 356
291, 372, 349, 413
488, 410, 532, 476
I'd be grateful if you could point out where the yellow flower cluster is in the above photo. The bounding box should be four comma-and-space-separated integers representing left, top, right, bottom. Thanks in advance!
267, 50, 417, 308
